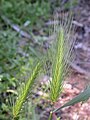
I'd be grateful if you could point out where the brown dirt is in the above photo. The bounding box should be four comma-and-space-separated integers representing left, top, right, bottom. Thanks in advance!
54, 73, 90, 120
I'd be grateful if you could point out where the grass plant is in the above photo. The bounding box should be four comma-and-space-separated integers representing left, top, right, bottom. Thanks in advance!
45, 12, 76, 102
13, 62, 41, 119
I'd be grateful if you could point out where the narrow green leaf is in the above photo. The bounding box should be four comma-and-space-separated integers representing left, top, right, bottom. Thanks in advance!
48, 111, 53, 120
53, 86, 90, 113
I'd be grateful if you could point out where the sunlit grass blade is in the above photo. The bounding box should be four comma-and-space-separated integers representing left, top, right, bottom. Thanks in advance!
13, 62, 41, 119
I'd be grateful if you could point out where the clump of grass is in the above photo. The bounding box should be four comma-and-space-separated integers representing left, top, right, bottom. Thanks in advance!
46, 12, 76, 102
11, 11, 76, 119
13, 62, 41, 119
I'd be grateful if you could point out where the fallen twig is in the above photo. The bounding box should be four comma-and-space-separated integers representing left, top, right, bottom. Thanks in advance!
70, 62, 90, 79
45, 20, 84, 28
1, 15, 32, 40
75, 43, 90, 52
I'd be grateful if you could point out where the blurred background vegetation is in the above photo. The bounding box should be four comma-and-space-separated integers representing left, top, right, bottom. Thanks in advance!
0, 0, 78, 119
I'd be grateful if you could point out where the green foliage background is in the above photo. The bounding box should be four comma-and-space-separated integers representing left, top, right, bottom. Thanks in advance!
0, 0, 50, 28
